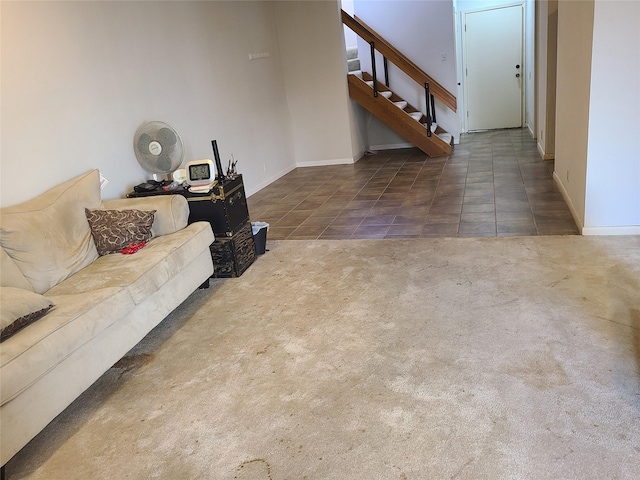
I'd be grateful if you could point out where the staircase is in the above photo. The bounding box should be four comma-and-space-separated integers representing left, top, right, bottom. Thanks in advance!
348, 71, 453, 157
342, 10, 456, 157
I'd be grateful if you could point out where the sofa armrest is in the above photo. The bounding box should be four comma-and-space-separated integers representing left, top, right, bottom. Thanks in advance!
102, 195, 189, 237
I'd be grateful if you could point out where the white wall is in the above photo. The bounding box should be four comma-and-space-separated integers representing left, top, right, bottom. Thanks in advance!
274, 1, 355, 168
353, 0, 460, 149
554, 0, 594, 229
524, 0, 535, 135
1, 0, 356, 207
554, 0, 640, 235
583, 0, 640, 234
340, 0, 369, 158
535, 0, 558, 160
342, 0, 358, 48
1, 1, 296, 205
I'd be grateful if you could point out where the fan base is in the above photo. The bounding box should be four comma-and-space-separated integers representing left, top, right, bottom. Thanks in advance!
151, 173, 173, 182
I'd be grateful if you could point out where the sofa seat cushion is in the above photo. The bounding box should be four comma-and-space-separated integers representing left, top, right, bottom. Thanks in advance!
46, 222, 214, 305
0, 287, 135, 406
0, 170, 101, 294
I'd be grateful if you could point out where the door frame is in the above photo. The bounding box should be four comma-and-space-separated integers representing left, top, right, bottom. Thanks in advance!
454, 0, 527, 133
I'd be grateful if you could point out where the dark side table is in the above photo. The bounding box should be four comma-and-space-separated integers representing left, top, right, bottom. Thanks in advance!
127, 175, 256, 277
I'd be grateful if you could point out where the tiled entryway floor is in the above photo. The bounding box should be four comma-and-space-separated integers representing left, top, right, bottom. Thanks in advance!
246, 128, 579, 239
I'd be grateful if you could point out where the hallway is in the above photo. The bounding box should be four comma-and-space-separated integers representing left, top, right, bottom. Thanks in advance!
246, 129, 579, 239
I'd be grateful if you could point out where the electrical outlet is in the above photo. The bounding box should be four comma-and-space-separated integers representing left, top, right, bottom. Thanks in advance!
441, 52, 447, 61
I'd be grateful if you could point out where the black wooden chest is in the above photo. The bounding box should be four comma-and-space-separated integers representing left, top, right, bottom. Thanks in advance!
209, 221, 256, 278
185, 175, 249, 237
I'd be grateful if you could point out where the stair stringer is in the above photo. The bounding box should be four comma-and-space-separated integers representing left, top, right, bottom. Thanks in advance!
347, 73, 453, 157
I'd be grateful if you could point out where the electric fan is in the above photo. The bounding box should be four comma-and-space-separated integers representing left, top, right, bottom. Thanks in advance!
133, 121, 184, 180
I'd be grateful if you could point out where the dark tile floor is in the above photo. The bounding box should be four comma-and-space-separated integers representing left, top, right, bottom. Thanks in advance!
246, 128, 579, 239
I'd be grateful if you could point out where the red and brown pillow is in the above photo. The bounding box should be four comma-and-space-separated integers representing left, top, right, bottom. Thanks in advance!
1, 287, 54, 342
85, 209, 156, 255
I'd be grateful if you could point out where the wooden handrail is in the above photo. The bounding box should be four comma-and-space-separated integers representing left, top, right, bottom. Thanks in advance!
341, 10, 457, 113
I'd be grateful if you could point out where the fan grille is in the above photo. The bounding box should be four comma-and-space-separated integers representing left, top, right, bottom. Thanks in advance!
133, 121, 184, 175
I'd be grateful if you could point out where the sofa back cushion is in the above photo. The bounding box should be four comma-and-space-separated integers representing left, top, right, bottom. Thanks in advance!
0, 248, 34, 291
101, 195, 189, 237
0, 170, 101, 294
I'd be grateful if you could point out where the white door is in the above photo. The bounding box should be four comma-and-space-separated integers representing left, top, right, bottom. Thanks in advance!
463, 5, 523, 131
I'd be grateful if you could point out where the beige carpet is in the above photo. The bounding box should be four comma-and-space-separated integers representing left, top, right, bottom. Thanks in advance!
6, 236, 640, 479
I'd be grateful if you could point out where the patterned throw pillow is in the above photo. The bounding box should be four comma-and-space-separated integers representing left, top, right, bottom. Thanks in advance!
1, 287, 54, 342
85, 209, 156, 255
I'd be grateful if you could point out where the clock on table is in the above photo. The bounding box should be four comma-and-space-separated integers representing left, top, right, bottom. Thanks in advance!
185, 159, 217, 193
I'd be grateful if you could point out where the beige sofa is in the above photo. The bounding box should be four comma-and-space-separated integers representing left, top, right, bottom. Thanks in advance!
0, 170, 214, 467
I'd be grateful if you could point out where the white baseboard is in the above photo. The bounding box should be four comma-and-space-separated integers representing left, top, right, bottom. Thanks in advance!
552, 171, 584, 233
295, 157, 355, 168
582, 225, 640, 236
369, 142, 414, 151
244, 165, 296, 198
537, 141, 555, 160
370, 135, 460, 151
526, 123, 535, 138
245, 157, 356, 197
552, 172, 640, 236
